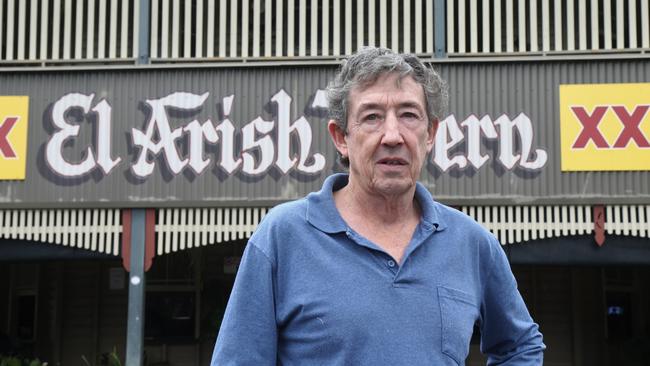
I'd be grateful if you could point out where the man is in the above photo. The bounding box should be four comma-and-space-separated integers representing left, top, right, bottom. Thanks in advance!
211, 47, 545, 365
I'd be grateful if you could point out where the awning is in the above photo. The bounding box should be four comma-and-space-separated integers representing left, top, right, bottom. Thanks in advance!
1, 205, 648, 256
155, 207, 268, 254
0, 209, 122, 255
461, 205, 650, 244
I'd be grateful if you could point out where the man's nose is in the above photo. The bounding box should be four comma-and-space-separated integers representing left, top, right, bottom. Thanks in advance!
380, 113, 404, 145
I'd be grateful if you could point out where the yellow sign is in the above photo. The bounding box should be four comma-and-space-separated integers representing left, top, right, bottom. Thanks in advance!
0, 96, 29, 179
560, 83, 650, 171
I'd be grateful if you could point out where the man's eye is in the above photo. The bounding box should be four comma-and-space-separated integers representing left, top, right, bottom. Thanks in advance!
363, 114, 381, 122
401, 112, 421, 122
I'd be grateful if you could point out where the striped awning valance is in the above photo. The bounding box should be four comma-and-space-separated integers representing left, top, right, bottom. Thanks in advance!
155, 207, 268, 254
1, 205, 649, 255
0, 209, 122, 255
153, 205, 650, 252
460, 205, 650, 245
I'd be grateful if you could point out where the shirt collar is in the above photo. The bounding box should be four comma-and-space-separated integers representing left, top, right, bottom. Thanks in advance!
306, 173, 446, 233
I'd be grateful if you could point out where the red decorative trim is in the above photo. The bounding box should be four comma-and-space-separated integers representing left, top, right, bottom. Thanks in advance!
593, 205, 605, 247
121, 209, 156, 272
121, 209, 132, 271
145, 209, 156, 272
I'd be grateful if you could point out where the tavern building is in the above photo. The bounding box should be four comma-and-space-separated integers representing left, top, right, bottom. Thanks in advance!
0, 1, 649, 365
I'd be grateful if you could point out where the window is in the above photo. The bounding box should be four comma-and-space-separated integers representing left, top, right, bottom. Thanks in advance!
15, 294, 36, 342
145, 291, 196, 343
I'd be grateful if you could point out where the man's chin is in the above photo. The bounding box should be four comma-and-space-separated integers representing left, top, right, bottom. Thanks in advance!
372, 178, 415, 197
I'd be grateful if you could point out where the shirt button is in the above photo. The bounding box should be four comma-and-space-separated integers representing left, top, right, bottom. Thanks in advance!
387, 260, 396, 268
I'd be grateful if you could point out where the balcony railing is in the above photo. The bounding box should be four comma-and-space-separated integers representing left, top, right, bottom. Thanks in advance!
447, 0, 650, 55
0, 0, 648, 66
0, 0, 139, 64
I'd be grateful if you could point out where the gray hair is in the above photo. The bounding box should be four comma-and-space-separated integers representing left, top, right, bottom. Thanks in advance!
327, 46, 448, 133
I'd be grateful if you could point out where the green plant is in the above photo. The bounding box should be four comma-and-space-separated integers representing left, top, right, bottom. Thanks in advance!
0, 356, 20, 366
81, 347, 121, 366
102, 348, 121, 366
0, 356, 46, 366
81, 355, 91, 366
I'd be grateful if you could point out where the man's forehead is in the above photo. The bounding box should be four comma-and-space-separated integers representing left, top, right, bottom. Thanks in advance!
349, 73, 425, 108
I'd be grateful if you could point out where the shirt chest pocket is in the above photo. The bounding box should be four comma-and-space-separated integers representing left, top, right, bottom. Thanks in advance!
437, 286, 480, 365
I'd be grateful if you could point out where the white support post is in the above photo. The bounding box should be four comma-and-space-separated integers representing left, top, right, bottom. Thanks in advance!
125, 209, 146, 366
229, 0, 238, 57
323, 0, 330, 55
219, 0, 226, 57
241, 0, 248, 57
289, 0, 296, 56
121, 0, 130, 57
591, 0, 599, 50
109, 0, 118, 58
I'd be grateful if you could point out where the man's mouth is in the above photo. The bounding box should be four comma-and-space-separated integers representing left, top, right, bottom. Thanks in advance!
377, 158, 408, 166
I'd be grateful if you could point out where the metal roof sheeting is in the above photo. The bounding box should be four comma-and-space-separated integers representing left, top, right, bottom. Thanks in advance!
0, 59, 649, 207
432, 59, 650, 204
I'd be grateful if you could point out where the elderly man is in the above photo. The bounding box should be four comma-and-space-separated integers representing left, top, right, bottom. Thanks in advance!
211, 47, 545, 365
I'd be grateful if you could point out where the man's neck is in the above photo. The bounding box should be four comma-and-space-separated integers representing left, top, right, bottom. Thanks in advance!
334, 175, 421, 228
335, 182, 419, 225
332, 179, 421, 263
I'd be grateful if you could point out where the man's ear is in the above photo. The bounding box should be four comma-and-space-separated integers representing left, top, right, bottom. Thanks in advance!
328, 120, 348, 158
426, 119, 438, 153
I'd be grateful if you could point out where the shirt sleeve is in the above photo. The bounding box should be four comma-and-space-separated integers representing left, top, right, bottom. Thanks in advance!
210, 242, 278, 366
480, 237, 546, 365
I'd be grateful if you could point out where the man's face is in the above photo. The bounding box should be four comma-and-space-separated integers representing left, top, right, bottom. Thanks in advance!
329, 73, 436, 197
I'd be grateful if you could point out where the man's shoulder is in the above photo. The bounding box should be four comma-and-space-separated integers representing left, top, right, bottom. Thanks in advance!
415, 182, 491, 239
256, 198, 310, 233
433, 201, 498, 242
247, 198, 310, 251
432, 203, 507, 280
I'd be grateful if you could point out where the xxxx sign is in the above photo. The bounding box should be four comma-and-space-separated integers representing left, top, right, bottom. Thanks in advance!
560, 83, 650, 171
0, 96, 29, 179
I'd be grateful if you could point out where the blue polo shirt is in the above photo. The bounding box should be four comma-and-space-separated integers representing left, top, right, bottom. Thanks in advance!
211, 174, 544, 365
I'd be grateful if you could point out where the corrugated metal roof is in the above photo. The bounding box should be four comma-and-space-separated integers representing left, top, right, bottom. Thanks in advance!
431, 60, 650, 204
0, 59, 648, 208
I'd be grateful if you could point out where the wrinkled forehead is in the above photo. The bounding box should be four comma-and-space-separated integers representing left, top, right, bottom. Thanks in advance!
348, 73, 426, 111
